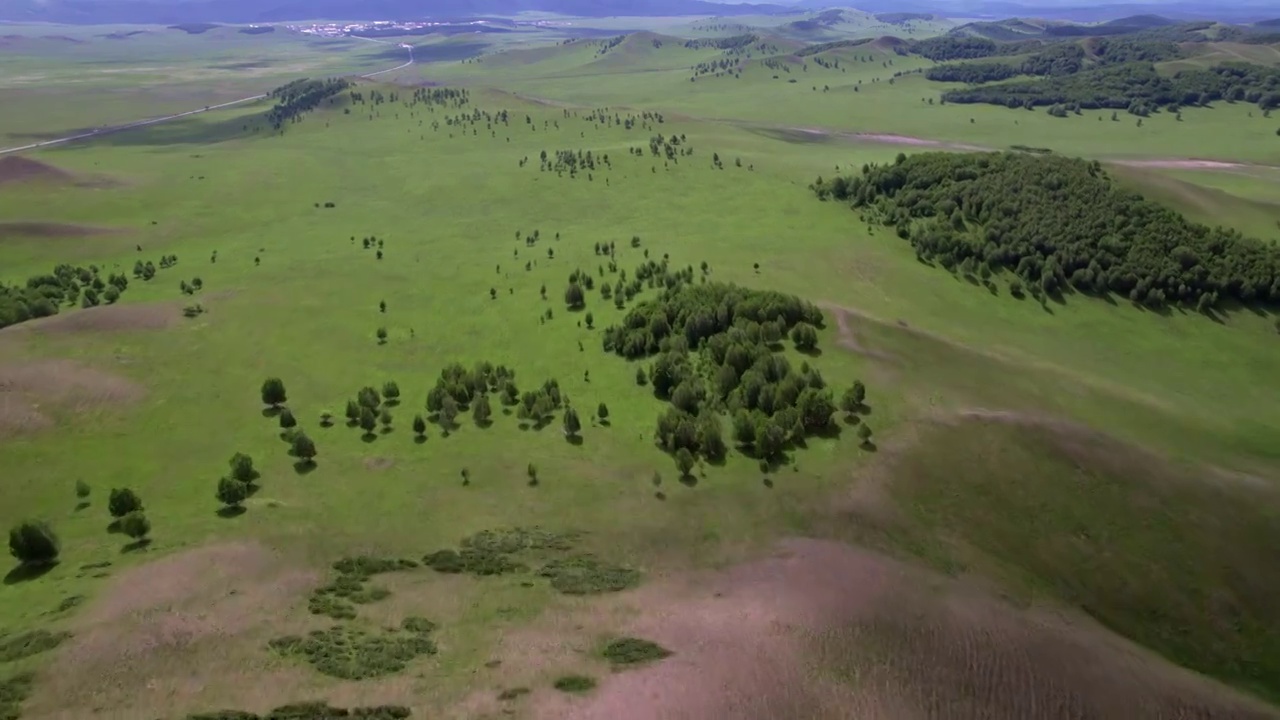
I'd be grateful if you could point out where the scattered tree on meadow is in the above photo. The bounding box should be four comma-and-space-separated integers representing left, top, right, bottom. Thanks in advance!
120, 512, 151, 542
841, 381, 867, 415
376, 327, 388, 344
674, 448, 696, 477
358, 386, 381, 411
473, 394, 492, 425
857, 423, 873, 447
345, 399, 360, 423
8, 521, 59, 566
565, 283, 585, 309
108, 488, 143, 519
791, 322, 818, 351
279, 408, 297, 431
413, 414, 428, 438
261, 377, 287, 407
597, 402, 609, 422
75, 480, 90, 500
527, 463, 538, 484
382, 381, 401, 405
441, 396, 459, 429
229, 452, 256, 484
216, 477, 249, 510
379, 408, 393, 431
292, 432, 318, 464
563, 406, 582, 438
359, 407, 377, 436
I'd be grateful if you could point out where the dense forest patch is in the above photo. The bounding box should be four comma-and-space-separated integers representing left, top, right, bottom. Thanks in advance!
812, 152, 1280, 311
942, 61, 1280, 113
266, 78, 353, 131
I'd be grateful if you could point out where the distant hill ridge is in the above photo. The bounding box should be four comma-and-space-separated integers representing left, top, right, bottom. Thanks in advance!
0, 0, 789, 24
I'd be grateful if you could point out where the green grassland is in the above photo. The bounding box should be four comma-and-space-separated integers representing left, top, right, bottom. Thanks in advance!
0, 24, 398, 143
1, 21, 1279, 720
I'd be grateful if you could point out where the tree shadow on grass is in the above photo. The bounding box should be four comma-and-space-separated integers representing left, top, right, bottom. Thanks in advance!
414, 435, 428, 445
797, 346, 823, 358
361, 433, 377, 444
106, 519, 123, 534
565, 434, 583, 447
216, 506, 247, 519
3, 562, 57, 585
261, 407, 283, 419
678, 474, 698, 488
859, 440, 879, 453
654, 491, 666, 501
121, 539, 153, 554
811, 422, 844, 441
74, 501, 90, 512
293, 460, 316, 476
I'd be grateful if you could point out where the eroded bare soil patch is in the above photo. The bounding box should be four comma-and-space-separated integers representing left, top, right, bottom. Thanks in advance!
0, 359, 144, 437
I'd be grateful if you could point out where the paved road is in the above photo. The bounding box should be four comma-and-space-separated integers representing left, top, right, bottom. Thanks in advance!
0, 40, 414, 156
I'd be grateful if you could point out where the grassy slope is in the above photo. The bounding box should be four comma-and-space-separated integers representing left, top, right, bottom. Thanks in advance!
1, 26, 1279, 716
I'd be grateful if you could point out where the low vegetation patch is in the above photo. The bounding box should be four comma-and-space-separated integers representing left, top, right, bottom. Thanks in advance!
307, 556, 417, 619
184, 701, 410, 719
423, 527, 574, 577
538, 555, 641, 595
267, 618, 437, 680
601, 637, 672, 667
0, 629, 71, 663
496, 687, 530, 701
0, 672, 34, 720
552, 674, 597, 693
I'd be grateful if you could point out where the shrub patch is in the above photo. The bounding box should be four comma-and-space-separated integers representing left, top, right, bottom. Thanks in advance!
268, 618, 438, 680
601, 637, 672, 667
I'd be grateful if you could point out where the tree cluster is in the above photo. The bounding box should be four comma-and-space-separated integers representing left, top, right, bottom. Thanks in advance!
813, 152, 1280, 310
926, 43, 1085, 83
0, 262, 133, 330
600, 282, 832, 466
266, 78, 352, 130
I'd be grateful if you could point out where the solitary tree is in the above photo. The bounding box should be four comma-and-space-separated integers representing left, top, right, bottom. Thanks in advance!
473, 394, 492, 425
563, 406, 582, 438
376, 327, 388, 344
108, 488, 143, 519
412, 414, 428, 438
279, 408, 297, 431
585, 311, 594, 329
292, 433, 317, 464
635, 367, 648, 386
527, 463, 538, 484
597, 402, 609, 422
674, 448, 695, 478
120, 512, 150, 543
379, 300, 387, 313
261, 377, 287, 407
229, 452, 256, 484
841, 381, 866, 415
359, 406, 377, 436
9, 521, 59, 566
216, 477, 248, 510
75, 480, 91, 500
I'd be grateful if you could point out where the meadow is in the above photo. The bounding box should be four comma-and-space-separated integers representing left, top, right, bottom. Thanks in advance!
0, 17, 1279, 720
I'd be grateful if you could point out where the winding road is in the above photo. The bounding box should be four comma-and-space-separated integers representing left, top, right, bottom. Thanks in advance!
0, 39, 414, 156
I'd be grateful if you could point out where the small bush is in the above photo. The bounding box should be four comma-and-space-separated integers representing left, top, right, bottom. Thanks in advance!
602, 637, 672, 666
268, 622, 438, 680
0, 629, 72, 663
539, 556, 641, 595
497, 687, 530, 701
462, 527, 575, 554
332, 556, 418, 578
553, 674, 597, 693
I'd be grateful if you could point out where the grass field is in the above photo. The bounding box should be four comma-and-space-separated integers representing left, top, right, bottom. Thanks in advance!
1, 18, 1279, 720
